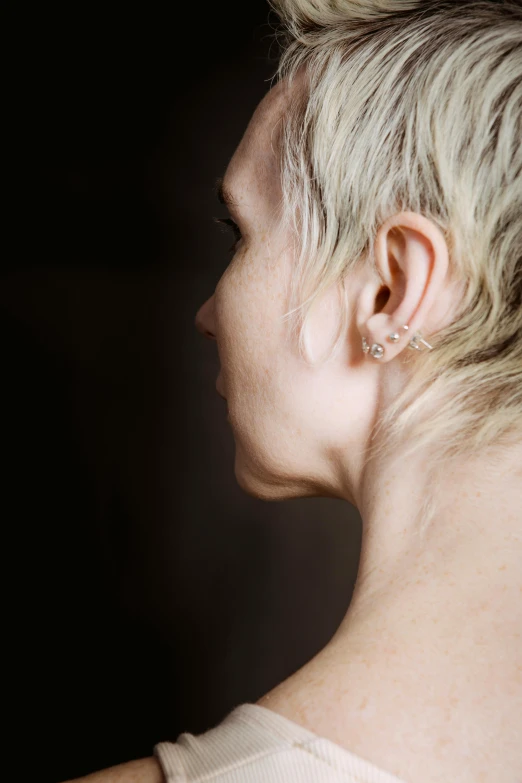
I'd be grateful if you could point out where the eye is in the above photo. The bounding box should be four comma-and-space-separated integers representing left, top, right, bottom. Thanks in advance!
214, 217, 242, 254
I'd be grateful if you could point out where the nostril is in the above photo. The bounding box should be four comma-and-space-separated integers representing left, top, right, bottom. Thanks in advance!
195, 320, 216, 341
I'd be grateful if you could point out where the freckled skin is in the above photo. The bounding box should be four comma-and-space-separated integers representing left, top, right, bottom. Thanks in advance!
194, 79, 522, 783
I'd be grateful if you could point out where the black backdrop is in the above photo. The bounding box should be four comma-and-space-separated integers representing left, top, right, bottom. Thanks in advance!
4, 4, 362, 781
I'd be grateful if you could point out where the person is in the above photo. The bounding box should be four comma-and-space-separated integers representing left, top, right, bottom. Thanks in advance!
68, 1, 522, 782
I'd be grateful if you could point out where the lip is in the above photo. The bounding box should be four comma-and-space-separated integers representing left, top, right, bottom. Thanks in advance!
215, 380, 227, 401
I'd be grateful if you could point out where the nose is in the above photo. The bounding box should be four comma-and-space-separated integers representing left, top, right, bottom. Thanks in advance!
195, 295, 217, 341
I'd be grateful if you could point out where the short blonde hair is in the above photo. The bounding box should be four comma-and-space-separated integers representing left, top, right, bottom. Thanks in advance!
269, 0, 522, 504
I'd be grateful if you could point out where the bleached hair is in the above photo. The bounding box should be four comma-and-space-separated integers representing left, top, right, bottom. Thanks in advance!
268, 0, 522, 516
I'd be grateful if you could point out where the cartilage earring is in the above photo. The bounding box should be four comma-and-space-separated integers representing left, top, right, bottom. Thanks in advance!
408, 331, 433, 352
362, 336, 370, 354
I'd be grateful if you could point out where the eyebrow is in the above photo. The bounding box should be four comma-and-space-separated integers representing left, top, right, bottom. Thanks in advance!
215, 177, 239, 209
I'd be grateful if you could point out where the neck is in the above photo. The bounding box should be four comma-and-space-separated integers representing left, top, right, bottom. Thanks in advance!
338, 439, 522, 644
258, 440, 522, 782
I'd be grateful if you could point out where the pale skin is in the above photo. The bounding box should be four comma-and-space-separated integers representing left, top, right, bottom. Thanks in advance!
68, 81, 522, 783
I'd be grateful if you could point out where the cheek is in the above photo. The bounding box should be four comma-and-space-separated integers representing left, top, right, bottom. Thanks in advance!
303, 284, 345, 363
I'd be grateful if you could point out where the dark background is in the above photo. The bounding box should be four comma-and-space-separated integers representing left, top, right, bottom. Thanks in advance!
5, 4, 362, 781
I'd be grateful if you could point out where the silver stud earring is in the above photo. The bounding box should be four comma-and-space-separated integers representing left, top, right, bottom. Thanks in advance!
363, 324, 433, 358
370, 343, 385, 359
408, 332, 433, 351
402, 324, 433, 351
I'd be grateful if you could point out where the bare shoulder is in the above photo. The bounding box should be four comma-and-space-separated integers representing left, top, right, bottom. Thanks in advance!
64, 757, 165, 783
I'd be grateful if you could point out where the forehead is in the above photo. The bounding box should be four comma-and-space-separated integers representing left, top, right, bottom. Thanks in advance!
223, 81, 290, 209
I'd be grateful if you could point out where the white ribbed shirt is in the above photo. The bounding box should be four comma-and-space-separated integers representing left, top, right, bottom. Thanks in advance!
154, 703, 407, 783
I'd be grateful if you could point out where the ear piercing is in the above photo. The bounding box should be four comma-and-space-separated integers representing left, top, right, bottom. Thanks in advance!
362, 324, 433, 359
361, 337, 387, 358
370, 343, 385, 359
409, 333, 433, 351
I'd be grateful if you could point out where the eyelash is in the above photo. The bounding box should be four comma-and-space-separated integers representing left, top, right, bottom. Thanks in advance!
214, 217, 242, 253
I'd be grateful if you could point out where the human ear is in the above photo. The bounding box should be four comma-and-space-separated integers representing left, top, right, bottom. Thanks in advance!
357, 211, 450, 362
